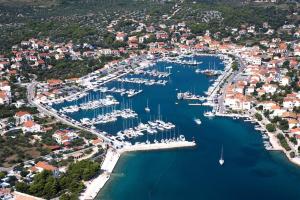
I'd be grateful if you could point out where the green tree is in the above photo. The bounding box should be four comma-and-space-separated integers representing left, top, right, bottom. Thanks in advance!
266, 123, 276, 132
0, 172, 6, 179
231, 61, 239, 71
255, 113, 262, 121
278, 119, 289, 131
15, 182, 30, 193
43, 177, 59, 199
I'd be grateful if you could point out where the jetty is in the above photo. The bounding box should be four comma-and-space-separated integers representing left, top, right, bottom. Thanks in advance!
120, 140, 196, 153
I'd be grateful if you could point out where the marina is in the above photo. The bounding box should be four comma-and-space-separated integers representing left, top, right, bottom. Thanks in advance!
38, 54, 300, 200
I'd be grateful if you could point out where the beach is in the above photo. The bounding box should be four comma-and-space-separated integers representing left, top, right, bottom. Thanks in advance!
80, 149, 120, 200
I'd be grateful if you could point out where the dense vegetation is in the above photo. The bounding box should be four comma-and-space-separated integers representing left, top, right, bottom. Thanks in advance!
266, 123, 276, 132
0, 0, 297, 53
277, 134, 291, 151
255, 113, 262, 121
0, 105, 38, 119
16, 160, 100, 199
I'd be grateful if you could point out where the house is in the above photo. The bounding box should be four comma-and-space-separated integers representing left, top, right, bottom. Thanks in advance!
262, 84, 277, 94
52, 129, 78, 145
22, 120, 41, 133
283, 97, 294, 110
258, 101, 277, 110
0, 61, 10, 69
280, 76, 290, 86
14, 111, 33, 125
224, 93, 252, 111
29, 161, 58, 173
47, 79, 63, 88
288, 119, 298, 129
0, 91, 10, 105
156, 31, 168, 40
291, 127, 300, 143
115, 32, 127, 42
270, 105, 286, 117
146, 26, 155, 33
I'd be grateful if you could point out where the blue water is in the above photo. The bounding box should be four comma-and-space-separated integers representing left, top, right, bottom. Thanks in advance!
55, 56, 300, 200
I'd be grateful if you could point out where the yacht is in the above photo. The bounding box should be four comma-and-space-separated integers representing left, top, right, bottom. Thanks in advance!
179, 135, 186, 141
194, 118, 202, 125
145, 99, 150, 112
204, 111, 215, 118
219, 145, 224, 166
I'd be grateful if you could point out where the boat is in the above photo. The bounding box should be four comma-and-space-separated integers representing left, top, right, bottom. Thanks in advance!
177, 92, 184, 100
219, 145, 224, 166
194, 118, 202, 125
145, 99, 150, 112
204, 111, 215, 118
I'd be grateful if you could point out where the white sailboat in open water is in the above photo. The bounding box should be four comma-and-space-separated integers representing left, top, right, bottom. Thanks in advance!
219, 145, 224, 166
145, 99, 150, 112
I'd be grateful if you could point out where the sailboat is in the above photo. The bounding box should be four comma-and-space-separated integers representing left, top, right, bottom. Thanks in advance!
219, 145, 224, 166
145, 99, 150, 112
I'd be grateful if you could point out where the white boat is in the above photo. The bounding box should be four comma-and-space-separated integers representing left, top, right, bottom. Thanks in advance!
179, 135, 185, 141
194, 118, 202, 125
219, 145, 224, 166
145, 99, 150, 112
204, 111, 215, 118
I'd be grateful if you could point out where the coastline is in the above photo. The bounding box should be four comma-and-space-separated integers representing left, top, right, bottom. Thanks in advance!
80, 140, 196, 200
212, 54, 300, 168
80, 149, 120, 200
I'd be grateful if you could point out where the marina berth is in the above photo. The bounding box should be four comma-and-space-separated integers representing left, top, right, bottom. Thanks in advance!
161, 56, 202, 66
80, 108, 138, 126
177, 91, 206, 101
115, 120, 176, 140
117, 77, 168, 86
59, 95, 119, 113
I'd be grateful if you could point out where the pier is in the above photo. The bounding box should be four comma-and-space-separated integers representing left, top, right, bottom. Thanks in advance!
120, 140, 196, 153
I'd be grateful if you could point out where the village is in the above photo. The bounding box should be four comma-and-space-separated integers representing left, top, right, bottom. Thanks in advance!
0, 0, 300, 199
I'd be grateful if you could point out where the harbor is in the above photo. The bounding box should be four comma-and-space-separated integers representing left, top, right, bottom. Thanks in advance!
33, 54, 300, 200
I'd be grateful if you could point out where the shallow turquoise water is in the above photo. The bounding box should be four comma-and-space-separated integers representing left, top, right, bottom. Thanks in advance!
55, 56, 300, 200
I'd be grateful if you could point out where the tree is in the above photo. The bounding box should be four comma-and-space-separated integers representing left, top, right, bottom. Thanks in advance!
20, 170, 29, 177
255, 113, 262, 121
15, 182, 29, 193
277, 134, 291, 151
282, 60, 290, 69
60, 193, 71, 200
289, 137, 297, 145
0, 172, 6, 179
43, 177, 59, 199
231, 61, 239, 71
278, 119, 289, 131
266, 123, 276, 132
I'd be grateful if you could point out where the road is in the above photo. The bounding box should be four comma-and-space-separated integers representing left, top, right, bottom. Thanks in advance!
26, 78, 114, 144
217, 54, 247, 114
